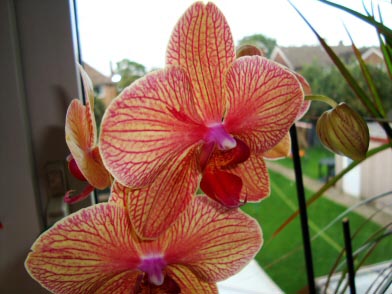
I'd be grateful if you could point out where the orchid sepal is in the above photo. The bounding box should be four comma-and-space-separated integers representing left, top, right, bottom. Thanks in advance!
65, 65, 111, 197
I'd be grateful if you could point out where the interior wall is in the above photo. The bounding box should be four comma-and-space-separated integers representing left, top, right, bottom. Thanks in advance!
0, 0, 81, 292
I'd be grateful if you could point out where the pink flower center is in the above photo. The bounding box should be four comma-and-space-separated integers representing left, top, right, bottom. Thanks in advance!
205, 123, 236, 150
138, 255, 166, 286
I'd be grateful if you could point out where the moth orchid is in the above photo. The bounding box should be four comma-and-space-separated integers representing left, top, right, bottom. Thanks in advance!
99, 2, 304, 237
64, 65, 111, 204
25, 196, 262, 294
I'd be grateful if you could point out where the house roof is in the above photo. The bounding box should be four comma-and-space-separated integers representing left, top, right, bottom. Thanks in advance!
270, 44, 381, 70
83, 63, 112, 85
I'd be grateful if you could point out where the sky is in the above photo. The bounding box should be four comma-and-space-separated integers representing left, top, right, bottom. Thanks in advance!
75, 0, 392, 76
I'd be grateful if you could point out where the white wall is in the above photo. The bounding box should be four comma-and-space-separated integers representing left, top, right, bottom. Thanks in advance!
341, 156, 361, 198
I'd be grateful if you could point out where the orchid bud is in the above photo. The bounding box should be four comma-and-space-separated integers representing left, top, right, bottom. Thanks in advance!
316, 103, 369, 161
236, 44, 264, 58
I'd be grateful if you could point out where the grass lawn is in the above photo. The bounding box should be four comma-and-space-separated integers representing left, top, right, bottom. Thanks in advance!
278, 145, 334, 180
241, 170, 392, 293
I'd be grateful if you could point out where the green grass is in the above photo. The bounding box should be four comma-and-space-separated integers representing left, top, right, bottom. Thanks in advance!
241, 170, 392, 293
278, 146, 334, 179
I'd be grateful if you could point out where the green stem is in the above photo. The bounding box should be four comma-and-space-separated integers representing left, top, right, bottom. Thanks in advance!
305, 95, 338, 108
273, 142, 392, 238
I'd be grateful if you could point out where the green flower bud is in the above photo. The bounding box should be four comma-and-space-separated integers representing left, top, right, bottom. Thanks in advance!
316, 103, 369, 161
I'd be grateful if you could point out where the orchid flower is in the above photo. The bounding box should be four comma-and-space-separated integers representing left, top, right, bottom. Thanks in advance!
64, 65, 111, 204
99, 2, 304, 238
25, 195, 262, 294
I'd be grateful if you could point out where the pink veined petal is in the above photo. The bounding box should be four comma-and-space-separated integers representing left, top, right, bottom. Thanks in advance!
65, 100, 110, 189
263, 133, 291, 160
167, 265, 218, 294
275, 65, 311, 121
125, 148, 200, 239
25, 204, 142, 294
166, 2, 235, 123
88, 272, 140, 294
227, 152, 270, 203
298, 99, 311, 120
292, 71, 312, 120
99, 66, 203, 188
163, 196, 263, 282
235, 44, 306, 127
108, 181, 127, 207
224, 56, 303, 153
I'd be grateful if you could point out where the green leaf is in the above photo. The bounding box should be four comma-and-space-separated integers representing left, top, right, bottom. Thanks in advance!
379, 33, 392, 79
316, 0, 392, 41
288, 1, 382, 118
272, 142, 392, 238
349, 40, 386, 116
311, 191, 392, 243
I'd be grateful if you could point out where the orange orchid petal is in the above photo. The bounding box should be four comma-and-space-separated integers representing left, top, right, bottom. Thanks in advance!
66, 99, 94, 155
167, 265, 218, 294
89, 146, 112, 189
78, 64, 96, 135
163, 196, 263, 282
263, 132, 291, 160
298, 100, 311, 120
118, 149, 199, 239
26, 196, 261, 293
224, 56, 303, 153
108, 181, 127, 207
99, 66, 203, 188
25, 204, 142, 294
229, 152, 270, 203
166, 2, 235, 123
65, 100, 110, 189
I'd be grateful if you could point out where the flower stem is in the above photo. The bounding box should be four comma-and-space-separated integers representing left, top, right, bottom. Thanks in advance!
289, 125, 316, 293
305, 95, 338, 108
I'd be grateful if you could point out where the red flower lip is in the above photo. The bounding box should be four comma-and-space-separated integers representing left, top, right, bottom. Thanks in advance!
200, 138, 250, 208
